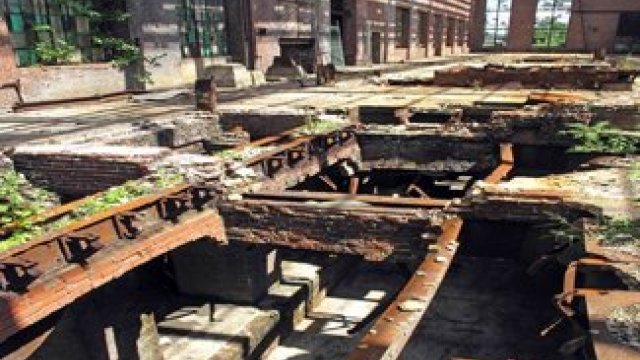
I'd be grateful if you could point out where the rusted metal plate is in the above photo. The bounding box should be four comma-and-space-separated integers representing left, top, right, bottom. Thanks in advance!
347, 218, 463, 360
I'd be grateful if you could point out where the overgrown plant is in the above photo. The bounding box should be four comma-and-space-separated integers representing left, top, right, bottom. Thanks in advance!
294, 111, 346, 137
31, 0, 163, 83
561, 121, 638, 154
35, 38, 78, 65
599, 217, 640, 248
0, 170, 184, 252
630, 163, 640, 182
0, 171, 58, 251
537, 212, 584, 246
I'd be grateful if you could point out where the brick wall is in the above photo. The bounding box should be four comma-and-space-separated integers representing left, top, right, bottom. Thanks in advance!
357, 132, 498, 173
219, 200, 443, 262
12, 145, 171, 197
345, 0, 472, 65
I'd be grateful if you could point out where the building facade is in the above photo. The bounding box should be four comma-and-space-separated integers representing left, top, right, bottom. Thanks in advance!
470, 0, 640, 53
0, 0, 473, 105
337, 0, 473, 65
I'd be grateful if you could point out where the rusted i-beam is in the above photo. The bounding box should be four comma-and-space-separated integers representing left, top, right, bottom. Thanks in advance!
484, 143, 514, 184
244, 191, 451, 209
347, 217, 463, 360
0, 185, 226, 343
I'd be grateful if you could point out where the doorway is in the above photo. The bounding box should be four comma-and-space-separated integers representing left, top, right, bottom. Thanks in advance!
371, 32, 382, 64
434, 14, 443, 56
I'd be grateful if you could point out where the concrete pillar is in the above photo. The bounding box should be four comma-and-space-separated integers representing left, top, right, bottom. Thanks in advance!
171, 240, 281, 304
506, 0, 538, 51
317, 0, 332, 66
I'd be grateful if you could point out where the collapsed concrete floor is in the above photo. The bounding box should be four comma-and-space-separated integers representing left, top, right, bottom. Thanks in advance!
1, 54, 640, 360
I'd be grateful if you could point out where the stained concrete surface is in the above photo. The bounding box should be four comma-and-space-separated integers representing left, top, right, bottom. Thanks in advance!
399, 256, 564, 360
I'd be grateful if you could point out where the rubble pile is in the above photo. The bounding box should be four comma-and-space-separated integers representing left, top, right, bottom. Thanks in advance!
607, 303, 640, 349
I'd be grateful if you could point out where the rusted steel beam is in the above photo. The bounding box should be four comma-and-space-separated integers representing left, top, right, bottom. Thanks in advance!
219, 199, 445, 262
243, 191, 451, 209
0, 185, 227, 342
484, 143, 514, 184
243, 128, 353, 167
347, 218, 463, 360
0, 209, 226, 343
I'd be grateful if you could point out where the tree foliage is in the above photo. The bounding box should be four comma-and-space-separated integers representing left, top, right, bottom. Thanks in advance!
561, 121, 638, 154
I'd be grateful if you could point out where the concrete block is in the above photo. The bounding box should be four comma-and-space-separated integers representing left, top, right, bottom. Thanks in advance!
251, 70, 267, 86
207, 63, 253, 88
171, 241, 281, 304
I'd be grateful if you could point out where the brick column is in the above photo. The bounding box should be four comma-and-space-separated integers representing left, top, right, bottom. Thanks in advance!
0, 8, 19, 108
506, 0, 538, 51
468, 0, 486, 51
426, 11, 435, 57
408, 5, 419, 60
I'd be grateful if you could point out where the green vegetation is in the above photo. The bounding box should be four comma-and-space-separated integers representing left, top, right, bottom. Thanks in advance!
599, 217, 640, 248
631, 163, 640, 182
215, 146, 277, 161
537, 212, 584, 245
0, 170, 184, 253
35, 36, 78, 65
294, 113, 347, 137
0, 171, 56, 252
561, 121, 638, 154
22, 0, 162, 82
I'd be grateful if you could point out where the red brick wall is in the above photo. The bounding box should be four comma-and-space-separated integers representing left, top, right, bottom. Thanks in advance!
349, 0, 473, 65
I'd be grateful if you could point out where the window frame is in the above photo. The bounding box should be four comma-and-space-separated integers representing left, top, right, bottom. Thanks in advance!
417, 11, 429, 47
179, 0, 228, 59
482, 0, 512, 49
395, 6, 410, 49
533, 0, 572, 49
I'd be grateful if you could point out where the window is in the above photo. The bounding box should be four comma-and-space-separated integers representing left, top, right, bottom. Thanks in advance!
3, 0, 96, 66
179, 0, 228, 58
483, 0, 512, 48
457, 19, 466, 47
395, 7, 410, 48
533, 0, 572, 48
446, 17, 456, 46
418, 11, 429, 47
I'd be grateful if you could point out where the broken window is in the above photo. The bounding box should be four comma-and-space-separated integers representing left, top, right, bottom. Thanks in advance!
179, 0, 228, 58
614, 12, 640, 53
3, 0, 103, 66
395, 6, 410, 48
533, 0, 572, 48
418, 11, 429, 47
483, 0, 511, 48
